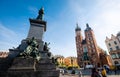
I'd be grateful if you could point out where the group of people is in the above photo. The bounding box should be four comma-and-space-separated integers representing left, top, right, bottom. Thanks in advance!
60, 67, 108, 77
91, 68, 107, 77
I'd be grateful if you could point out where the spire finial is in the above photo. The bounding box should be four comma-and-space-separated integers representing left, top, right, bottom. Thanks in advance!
86, 23, 89, 28
76, 22, 79, 27
75, 22, 81, 31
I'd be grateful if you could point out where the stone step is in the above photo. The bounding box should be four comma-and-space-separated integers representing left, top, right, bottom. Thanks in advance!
0, 70, 60, 77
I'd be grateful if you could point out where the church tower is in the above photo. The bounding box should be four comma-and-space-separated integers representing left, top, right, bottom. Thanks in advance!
75, 23, 102, 67
75, 23, 83, 66
84, 23, 100, 66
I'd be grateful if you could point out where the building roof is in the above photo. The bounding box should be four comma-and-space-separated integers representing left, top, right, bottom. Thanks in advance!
117, 31, 120, 36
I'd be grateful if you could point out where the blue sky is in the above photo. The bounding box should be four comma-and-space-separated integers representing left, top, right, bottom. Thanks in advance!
0, 0, 120, 57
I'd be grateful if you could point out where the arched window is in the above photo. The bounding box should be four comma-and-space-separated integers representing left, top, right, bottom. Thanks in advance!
114, 61, 119, 64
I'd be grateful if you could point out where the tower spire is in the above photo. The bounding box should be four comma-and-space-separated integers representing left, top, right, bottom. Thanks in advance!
85, 23, 92, 31
86, 23, 89, 28
75, 23, 81, 31
76, 23, 79, 27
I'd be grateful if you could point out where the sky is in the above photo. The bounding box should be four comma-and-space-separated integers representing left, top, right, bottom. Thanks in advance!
0, 0, 120, 57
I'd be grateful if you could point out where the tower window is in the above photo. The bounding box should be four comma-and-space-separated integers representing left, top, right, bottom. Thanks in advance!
118, 53, 120, 58
110, 48, 113, 51
116, 46, 119, 50
88, 33, 90, 37
111, 54, 116, 59
108, 43, 111, 46
114, 61, 119, 64
114, 41, 117, 45
89, 38, 91, 40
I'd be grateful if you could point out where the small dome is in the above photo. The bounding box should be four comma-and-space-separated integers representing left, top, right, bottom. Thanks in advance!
75, 23, 81, 31
117, 32, 120, 36
85, 23, 92, 31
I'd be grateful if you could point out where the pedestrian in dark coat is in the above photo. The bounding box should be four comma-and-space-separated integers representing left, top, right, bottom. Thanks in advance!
91, 68, 102, 77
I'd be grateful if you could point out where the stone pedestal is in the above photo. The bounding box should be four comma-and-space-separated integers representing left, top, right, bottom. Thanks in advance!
0, 57, 59, 77
27, 19, 46, 41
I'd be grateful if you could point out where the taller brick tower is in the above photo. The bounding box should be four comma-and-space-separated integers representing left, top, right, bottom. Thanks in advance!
84, 24, 100, 66
75, 23, 100, 67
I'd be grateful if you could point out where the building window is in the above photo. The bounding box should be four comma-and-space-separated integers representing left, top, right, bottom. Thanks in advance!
83, 46, 88, 52
88, 33, 90, 36
114, 41, 117, 45
108, 43, 111, 46
89, 38, 91, 40
93, 49, 95, 52
116, 54, 119, 58
110, 48, 113, 51
112, 54, 116, 59
88, 37, 92, 40
90, 37, 92, 40
118, 53, 120, 58
114, 61, 119, 64
116, 46, 119, 50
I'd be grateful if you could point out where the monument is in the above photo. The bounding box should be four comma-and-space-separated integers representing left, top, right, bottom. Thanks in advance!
0, 7, 59, 77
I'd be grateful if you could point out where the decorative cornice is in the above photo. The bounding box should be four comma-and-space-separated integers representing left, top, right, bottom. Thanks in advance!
29, 18, 46, 31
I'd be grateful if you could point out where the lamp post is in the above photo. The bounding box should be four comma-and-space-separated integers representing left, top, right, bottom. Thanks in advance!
71, 57, 73, 69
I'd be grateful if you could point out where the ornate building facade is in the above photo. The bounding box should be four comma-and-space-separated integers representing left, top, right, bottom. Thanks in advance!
54, 55, 78, 68
75, 23, 112, 67
64, 57, 78, 67
105, 32, 120, 65
0, 51, 9, 58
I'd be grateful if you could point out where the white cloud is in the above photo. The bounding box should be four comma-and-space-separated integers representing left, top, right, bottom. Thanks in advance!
67, 0, 120, 52
0, 23, 16, 38
89, 0, 120, 50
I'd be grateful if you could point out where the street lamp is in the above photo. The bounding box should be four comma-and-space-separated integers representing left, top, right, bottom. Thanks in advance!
71, 57, 73, 69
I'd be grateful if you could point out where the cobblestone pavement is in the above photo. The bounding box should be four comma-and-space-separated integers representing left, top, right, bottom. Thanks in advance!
60, 74, 120, 77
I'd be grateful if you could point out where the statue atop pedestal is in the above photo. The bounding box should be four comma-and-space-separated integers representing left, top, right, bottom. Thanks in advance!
0, 7, 59, 77
36, 7, 44, 20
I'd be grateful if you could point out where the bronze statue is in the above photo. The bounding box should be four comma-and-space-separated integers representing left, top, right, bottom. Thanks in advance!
19, 37, 41, 61
43, 42, 50, 51
36, 7, 44, 20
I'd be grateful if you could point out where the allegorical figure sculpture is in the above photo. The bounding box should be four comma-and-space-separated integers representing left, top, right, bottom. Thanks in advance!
36, 7, 44, 20
43, 42, 50, 51
19, 37, 41, 61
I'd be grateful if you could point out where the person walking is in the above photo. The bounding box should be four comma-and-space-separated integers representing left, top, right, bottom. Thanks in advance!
114, 66, 117, 75
91, 68, 102, 77
78, 70, 82, 77
101, 68, 107, 77
62, 69, 64, 75
98, 69, 102, 77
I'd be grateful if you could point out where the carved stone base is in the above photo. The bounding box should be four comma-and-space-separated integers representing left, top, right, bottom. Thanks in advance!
0, 57, 59, 77
0, 70, 59, 77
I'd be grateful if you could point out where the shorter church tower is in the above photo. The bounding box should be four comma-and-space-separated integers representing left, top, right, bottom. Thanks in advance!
75, 23, 83, 67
